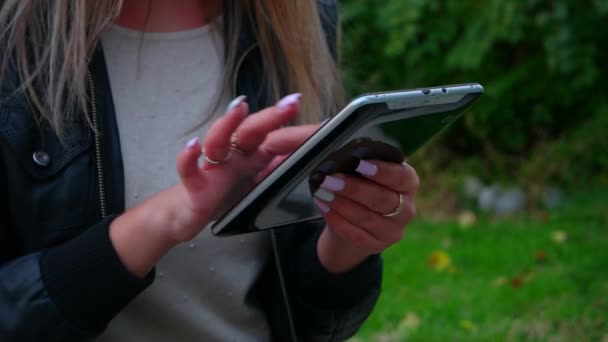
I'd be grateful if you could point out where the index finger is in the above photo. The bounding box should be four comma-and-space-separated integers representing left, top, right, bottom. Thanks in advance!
233, 93, 301, 153
355, 159, 420, 196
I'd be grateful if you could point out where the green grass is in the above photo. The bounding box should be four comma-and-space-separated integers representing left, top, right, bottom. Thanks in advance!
353, 189, 608, 341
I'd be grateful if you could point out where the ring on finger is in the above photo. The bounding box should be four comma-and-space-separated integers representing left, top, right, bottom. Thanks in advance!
230, 133, 253, 156
382, 192, 405, 217
202, 147, 232, 165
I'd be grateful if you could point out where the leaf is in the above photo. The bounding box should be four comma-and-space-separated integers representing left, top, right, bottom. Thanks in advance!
458, 210, 477, 230
428, 250, 452, 271
511, 276, 525, 288
511, 271, 533, 288
493, 276, 508, 287
534, 250, 549, 263
551, 230, 568, 244
459, 320, 477, 332
396, 311, 421, 335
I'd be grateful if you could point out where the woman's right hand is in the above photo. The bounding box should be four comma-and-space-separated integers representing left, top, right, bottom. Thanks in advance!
109, 94, 319, 277
172, 93, 313, 241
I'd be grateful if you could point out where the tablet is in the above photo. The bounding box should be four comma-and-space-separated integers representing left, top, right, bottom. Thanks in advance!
211, 83, 484, 236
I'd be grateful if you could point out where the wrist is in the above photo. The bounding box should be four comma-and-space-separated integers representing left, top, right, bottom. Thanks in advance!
109, 185, 194, 278
317, 227, 372, 274
141, 185, 198, 244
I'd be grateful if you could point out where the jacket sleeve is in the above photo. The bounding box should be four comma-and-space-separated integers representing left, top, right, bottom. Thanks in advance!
0, 216, 155, 341
273, 222, 382, 342
0, 149, 154, 342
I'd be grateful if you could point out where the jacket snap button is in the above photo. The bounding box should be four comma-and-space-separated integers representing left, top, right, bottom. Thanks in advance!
32, 151, 51, 166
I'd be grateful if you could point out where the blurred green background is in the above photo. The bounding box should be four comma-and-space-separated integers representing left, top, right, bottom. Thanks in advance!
339, 1, 608, 340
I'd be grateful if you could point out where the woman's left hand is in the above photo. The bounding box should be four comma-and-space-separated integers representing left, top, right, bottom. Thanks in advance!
314, 159, 419, 274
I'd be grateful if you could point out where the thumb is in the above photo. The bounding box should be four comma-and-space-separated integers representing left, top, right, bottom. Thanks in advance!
262, 124, 320, 155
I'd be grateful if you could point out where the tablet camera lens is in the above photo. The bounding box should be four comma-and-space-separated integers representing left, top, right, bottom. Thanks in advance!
422, 89, 431, 95
442, 88, 447, 93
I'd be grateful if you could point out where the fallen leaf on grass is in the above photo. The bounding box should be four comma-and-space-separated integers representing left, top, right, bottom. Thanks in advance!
511, 276, 525, 288
459, 320, 477, 332
511, 271, 533, 288
458, 210, 477, 230
428, 250, 452, 271
552, 230, 568, 244
396, 311, 421, 333
534, 250, 549, 263
494, 276, 508, 287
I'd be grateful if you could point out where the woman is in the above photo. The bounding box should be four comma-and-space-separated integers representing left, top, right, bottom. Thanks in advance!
0, 0, 419, 341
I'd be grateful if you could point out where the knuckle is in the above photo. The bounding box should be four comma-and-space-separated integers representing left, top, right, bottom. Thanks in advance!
369, 195, 386, 213
402, 200, 416, 221
401, 164, 420, 189
411, 172, 421, 191
408, 168, 421, 190
358, 211, 377, 229
236, 128, 255, 143
399, 168, 411, 187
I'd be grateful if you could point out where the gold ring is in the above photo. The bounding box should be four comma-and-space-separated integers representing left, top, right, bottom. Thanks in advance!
230, 133, 253, 156
382, 193, 405, 217
202, 147, 232, 165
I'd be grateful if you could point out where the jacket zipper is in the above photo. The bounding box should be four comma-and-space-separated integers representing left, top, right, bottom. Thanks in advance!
87, 72, 108, 218
232, 44, 297, 341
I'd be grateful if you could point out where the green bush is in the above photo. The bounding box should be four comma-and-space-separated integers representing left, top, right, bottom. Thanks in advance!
340, 0, 608, 186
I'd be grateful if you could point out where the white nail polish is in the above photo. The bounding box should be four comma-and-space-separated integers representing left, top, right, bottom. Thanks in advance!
314, 188, 335, 202
226, 95, 247, 112
356, 160, 378, 176
186, 137, 199, 149
276, 93, 302, 110
314, 198, 331, 213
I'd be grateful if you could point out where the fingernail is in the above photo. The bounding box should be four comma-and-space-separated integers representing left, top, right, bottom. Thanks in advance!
314, 198, 331, 213
356, 160, 378, 176
314, 188, 335, 202
185, 137, 200, 150
320, 175, 345, 192
226, 95, 247, 112
276, 93, 302, 111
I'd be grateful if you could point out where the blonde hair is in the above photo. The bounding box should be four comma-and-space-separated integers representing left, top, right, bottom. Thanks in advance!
0, 0, 343, 137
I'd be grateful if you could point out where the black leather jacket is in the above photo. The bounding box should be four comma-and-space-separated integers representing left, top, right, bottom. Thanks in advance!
0, 1, 381, 341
